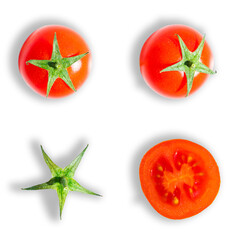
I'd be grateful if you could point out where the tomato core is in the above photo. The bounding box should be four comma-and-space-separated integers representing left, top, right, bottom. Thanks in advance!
150, 150, 206, 206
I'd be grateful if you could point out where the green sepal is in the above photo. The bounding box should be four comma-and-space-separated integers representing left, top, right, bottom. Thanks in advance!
68, 178, 101, 196
40, 145, 62, 177
51, 33, 62, 61
185, 67, 195, 96
57, 185, 69, 220
26, 60, 53, 71
46, 70, 59, 97
57, 69, 76, 94
21, 181, 55, 190
22, 145, 101, 219
64, 145, 88, 178
26, 32, 89, 97
160, 34, 216, 96
61, 52, 89, 68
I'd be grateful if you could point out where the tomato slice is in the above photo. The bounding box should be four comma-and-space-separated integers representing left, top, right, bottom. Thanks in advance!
139, 139, 220, 219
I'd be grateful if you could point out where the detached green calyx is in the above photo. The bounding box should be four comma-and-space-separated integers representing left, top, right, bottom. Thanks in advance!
22, 145, 101, 219
160, 35, 216, 96
27, 33, 88, 97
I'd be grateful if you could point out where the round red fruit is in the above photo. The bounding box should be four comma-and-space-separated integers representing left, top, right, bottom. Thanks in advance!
140, 25, 215, 98
19, 25, 90, 98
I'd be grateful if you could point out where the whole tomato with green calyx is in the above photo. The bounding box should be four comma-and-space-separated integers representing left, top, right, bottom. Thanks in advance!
18, 25, 90, 98
140, 25, 215, 98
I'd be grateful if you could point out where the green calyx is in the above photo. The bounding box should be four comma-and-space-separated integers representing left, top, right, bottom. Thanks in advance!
160, 34, 216, 96
26, 33, 89, 97
22, 145, 101, 219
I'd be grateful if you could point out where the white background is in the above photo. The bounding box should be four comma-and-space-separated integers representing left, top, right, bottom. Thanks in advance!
1, 0, 239, 239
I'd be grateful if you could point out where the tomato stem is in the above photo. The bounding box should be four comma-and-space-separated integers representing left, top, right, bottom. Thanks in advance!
184, 60, 193, 68
47, 61, 57, 68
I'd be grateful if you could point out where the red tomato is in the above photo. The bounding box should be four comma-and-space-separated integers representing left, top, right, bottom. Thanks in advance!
139, 139, 220, 219
18, 25, 90, 98
140, 25, 214, 98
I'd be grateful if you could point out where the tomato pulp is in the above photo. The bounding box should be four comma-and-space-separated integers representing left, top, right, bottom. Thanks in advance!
139, 139, 220, 219
18, 25, 90, 98
140, 25, 214, 98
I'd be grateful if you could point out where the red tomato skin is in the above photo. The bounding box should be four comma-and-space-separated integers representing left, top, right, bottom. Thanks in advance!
140, 25, 214, 98
139, 139, 220, 219
18, 25, 91, 98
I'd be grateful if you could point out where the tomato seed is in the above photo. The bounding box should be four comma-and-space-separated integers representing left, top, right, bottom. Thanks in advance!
173, 197, 179, 205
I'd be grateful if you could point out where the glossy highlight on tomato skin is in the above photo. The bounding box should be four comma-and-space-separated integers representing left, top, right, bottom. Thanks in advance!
140, 25, 214, 98
139, 139, 220, 219
18, 25, 91, 98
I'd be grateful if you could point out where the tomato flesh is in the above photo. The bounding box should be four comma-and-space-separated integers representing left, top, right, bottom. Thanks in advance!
139, 139, 220, 219
151, 150, 206, 206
